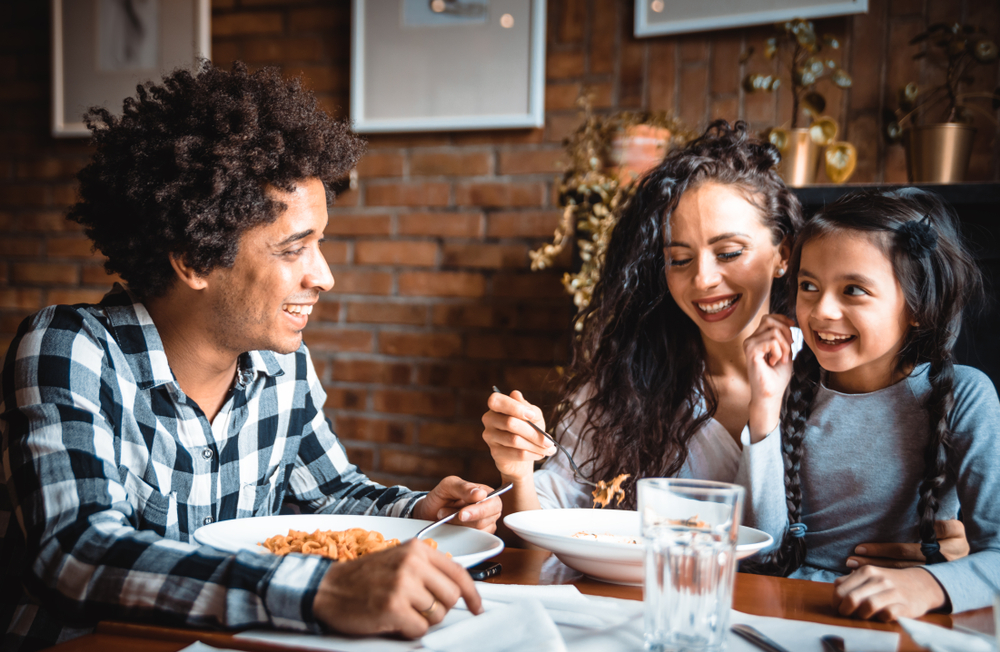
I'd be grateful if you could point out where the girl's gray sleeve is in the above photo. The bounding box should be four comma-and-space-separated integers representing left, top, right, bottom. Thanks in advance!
735, 425, 787, 553
920, 368, 1000, 613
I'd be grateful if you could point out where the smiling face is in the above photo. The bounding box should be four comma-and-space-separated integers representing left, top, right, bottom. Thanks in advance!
203, 177, 334, 356
796, 230, 913, 393
664, 182, 788, 347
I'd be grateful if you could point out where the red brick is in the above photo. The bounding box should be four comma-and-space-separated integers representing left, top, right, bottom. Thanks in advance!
341, 444, 374, 473
288, 6, 349, 31
381, 450, 465, 478
333, 187, 359, 207
332, 360, 412, 384
303, 328, 373, 352
441, 243, 527, 268
320, 240, 349, 264
355, 240, 438, 266
467, 456, 501, 486
346, 302, 426, 325
312, 300, 341, 323
356, 152, 405, 178
367, 133, 452, 149
81, 265, 120, 286
545, 83, 583, 111
452, 130, 545, 146
466, 334, 567, 362
416, 363, 495, 388
503, 366, 562, 392
324, 386, 368, 410
710, 32, 743, 95
547, 51, 585, 79
0, 288, 42, 310
325, 214, 392, 236
492, 273, 567, 298
619, 37, 645, 109
0, 237, 42, 257
649, 40, 678, 113
373, 390, 456, 417
398, 272, 486, 298
210, 41, 240, 67
545, 113, 580, 144
16, 158, 85, 180
47, 237, 94, 258
558, 0, 586, 42
418, 422, 482, 449
336, 416, 412, 444
366, 182, 450, 207
212, 12, 283, 36
679, 64, 709, 131
380, 332, 462, 358
46, 288, 106, 305
284, 65, 348, 93
330, 270, 393, 295
241, 37, 323, 63
431, 304, 513, 329
497, 149, 565, 175
211, 0, 234, 8
398, 212, 483, 238
590, 0, 617, 75
517, 303, 574, 330
15, 211, 79, 233
455, 183, 546, 207
410, 151, 492, 177
12, 262, 78, 285
486, 210, 561, 237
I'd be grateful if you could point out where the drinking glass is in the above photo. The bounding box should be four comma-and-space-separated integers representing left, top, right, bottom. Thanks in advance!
640, 478, 745, 652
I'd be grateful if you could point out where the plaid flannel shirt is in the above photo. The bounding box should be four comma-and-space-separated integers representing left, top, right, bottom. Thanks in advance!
0, 285, 423, 651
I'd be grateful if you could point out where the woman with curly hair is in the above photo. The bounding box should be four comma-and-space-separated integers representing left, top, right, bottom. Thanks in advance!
483, 121, 966, 566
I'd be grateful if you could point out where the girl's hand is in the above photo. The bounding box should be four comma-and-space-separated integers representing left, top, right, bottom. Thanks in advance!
743, 314, 796, 442
832, 566, 947, 621
482, 390, 557, 483
847, 519, 969, 569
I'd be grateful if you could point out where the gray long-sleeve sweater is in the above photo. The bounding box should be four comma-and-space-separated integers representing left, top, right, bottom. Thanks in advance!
736, 362, 1000, 613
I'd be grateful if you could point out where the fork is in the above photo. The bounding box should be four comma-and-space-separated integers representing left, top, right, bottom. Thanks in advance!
414, 483, 514, 539
490, 386, 596, 487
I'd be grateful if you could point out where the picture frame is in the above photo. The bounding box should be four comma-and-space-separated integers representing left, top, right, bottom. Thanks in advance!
634, 0, 868, 38
350, 0, 546, 133
51, 0, 211, 137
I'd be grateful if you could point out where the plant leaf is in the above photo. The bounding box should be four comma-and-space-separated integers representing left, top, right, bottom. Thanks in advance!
739, 47, 755, 64
909, 32, 930, 45
802, 91, 827, 115
912, 50, 927, 60
832, 69, 853, 88
765, 37, 777, 60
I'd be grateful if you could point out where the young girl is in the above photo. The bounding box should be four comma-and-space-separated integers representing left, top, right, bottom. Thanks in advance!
741, 187, 1000, 620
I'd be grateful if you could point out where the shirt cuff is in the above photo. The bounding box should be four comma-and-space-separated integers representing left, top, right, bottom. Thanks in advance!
262, 553, 333, 632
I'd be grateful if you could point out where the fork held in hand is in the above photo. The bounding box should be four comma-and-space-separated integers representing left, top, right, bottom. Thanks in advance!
490, 386, 596, 487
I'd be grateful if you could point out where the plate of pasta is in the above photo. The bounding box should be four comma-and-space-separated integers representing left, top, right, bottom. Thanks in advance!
193, 514, 504, 568
504, 508, 772, 585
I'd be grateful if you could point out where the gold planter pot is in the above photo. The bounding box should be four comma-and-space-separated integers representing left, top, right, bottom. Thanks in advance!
774, 128, 820, 187
905, 123, 976, 183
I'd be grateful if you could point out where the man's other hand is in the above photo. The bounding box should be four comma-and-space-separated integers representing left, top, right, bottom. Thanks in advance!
412, 476, 502, 533
313, 540, 483, 638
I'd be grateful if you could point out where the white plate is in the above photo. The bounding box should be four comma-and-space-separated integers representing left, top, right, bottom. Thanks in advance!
193, 514, 504, 568
504, 508, 772, 585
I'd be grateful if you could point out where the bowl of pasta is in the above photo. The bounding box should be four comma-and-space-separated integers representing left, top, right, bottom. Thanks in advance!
504, 508, 772, 585
193, 513, 504, 568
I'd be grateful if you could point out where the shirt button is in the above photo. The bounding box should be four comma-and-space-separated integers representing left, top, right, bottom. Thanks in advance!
203, 517, 213, 525
202, 448, 213, 460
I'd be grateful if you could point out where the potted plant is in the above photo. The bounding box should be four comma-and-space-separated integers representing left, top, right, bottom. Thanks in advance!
884, 23, 1000, 183
743, 19, 856, 186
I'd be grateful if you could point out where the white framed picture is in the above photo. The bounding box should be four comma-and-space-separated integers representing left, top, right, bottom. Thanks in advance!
351, 0, 546, 133
52, 0, 211, 137
634, 0, 867, 38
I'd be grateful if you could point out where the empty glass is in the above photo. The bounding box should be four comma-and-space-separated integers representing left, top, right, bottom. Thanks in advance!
640, 478, 745, 652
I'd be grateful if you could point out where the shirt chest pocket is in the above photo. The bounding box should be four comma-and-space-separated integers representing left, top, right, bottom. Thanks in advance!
238, 465, 286, 518
120, 469, 180, 540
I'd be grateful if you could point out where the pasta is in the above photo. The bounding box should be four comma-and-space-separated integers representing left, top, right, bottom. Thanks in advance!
260, 528, 438, 561
591, 473, 631, 508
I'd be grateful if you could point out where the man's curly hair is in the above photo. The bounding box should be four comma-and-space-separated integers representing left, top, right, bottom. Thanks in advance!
69, 60, 365, 299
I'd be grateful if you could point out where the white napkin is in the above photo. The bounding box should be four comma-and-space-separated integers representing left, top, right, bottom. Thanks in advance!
421, 599, 565, 652
178, 644, 243, 652
453, 582, 641, 628
899, 617, 996, 652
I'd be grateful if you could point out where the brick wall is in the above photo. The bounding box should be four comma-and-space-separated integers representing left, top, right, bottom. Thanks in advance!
1, 0, 998, 489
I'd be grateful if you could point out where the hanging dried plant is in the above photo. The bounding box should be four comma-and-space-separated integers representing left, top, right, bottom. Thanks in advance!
530, 93, 694, 324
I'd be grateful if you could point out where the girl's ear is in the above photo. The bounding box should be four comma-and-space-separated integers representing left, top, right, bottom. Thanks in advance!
776, 237, 792, 277
169, 253, 209, 291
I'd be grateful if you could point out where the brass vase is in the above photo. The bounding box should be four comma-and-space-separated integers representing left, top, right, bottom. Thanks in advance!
609, 125, 671, 184
773, 128, 820, 187
905, 123, 976, 183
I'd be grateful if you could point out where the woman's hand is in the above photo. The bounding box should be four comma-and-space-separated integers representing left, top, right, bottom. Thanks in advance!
412, 476, 502, 533
743, 314, 796, 442
832, 566, 946, 621
482, 390, 557, 484
847, 519, 969, 570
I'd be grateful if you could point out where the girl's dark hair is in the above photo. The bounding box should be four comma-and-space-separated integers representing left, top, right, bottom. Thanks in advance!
69, 60, 365, 299
553, 120, 802, 508
762, 187, 983, 576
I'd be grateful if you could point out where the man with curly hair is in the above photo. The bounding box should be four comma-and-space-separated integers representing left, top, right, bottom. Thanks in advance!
0, 62, 498, 651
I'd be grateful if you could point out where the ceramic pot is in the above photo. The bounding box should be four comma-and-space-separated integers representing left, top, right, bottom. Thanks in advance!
905, 123, 976, 183
609, 125, 670, 183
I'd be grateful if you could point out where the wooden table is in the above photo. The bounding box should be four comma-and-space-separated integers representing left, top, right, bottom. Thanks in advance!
44, 548, 995, 652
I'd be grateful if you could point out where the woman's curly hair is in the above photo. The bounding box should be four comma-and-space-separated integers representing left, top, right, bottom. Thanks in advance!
551, 120, 802, 509
69, 60, 365, 299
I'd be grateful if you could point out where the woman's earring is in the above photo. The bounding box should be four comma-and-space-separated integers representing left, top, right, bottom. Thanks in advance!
776, 268, 786, 277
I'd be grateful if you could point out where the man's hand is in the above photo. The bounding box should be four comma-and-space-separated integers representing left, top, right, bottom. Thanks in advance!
313, 539, 482, 638
832, 566, 946, 621
412, 476, 502, 533
846, 519, 969, 570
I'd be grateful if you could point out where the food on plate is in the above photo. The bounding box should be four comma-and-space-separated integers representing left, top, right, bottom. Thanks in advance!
571, 531, 639, 544
669, 515, 709, 529
591, 473, 631, 508
260, 528, 437, 561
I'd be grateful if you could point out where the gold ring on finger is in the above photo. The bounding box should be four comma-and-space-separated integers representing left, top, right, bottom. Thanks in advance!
418, 598, 439, 620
